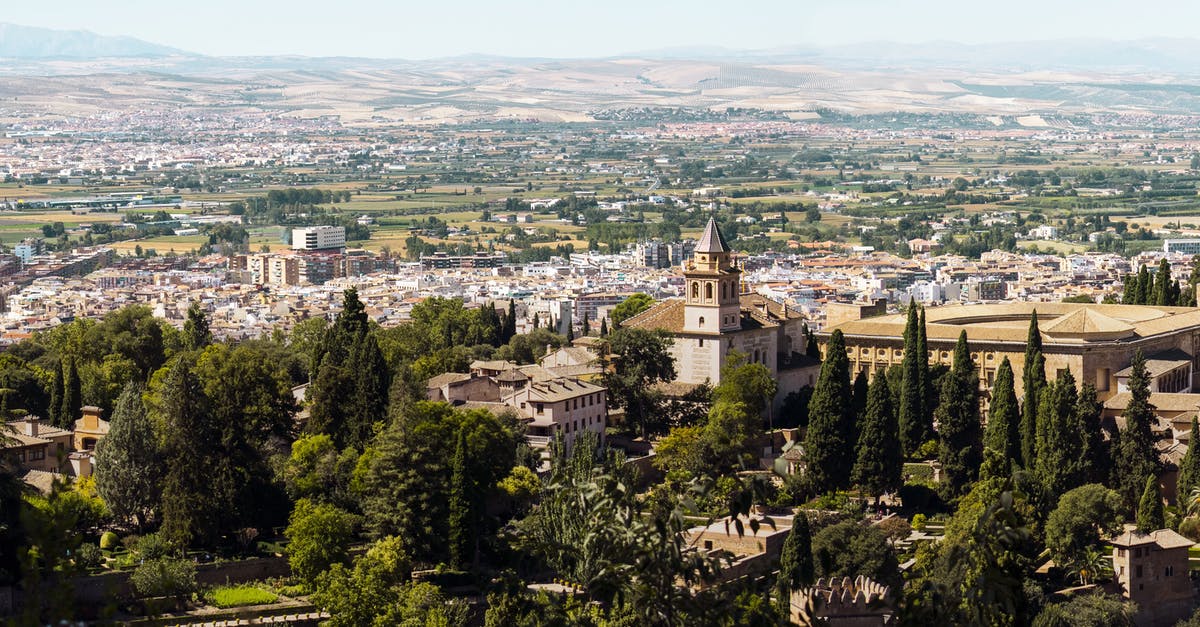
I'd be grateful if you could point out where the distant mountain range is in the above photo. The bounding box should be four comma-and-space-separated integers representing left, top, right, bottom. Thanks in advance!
0, 23, 187, 58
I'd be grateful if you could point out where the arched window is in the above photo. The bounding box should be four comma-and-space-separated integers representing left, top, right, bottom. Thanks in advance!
698, 316, 706, 327
691, 282, 699, 299
753, 349, 760, 363
705, 283, 714, 300
721, 282, 727, 300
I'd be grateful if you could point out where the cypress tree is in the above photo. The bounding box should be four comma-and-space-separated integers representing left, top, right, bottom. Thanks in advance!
1136, 474, 1164, 533
1154, 258, 1172, 306
852, 374, 902, 503
917, 307, 932, 418
936, 330, 982, 500
899, 305, 927, 457
1122, 273, 1139, 304
1136, 264, 1151, 305
448, 427, 474, 569
567, 322, 575, 343
1035, 370, 1082, 500
159, 357, 219, 548
850, 369, 869, 446
984, 357, 1021, 465
775, 511, 814, 607
804, 329, 854, 493
532, 313, 540, 329
61, 357, 81, 427
1020, 312, 1045, 469
345, 332, 390, 449
582, 311, 590, 336
1178, 417, 1200, 508
1075, 382, 1107, 484
48, 359, 64, 428
1116, 350, 1160, 509
599, 317, 608, 337
502, 300, 517, 342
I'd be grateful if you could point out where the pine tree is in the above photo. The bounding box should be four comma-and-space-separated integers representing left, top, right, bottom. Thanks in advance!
184, 301, 212, 351
1136, 474, 1164, 533
60, 357, 81, 428
936, 330, 982, 500
1178, 417, 1200, 507
48, 359, 64, 428
448, 427, 474, 569
1136, 264, 1151, 305
1035, 370, 1082, 500
984, 357, 1021, 465
1116, 350, 1160, 509
853, 374, 903, 503
93, 382, 161, 529
804, 329, 854, 493
1020, 312, 1045, 469
775, 511, 814, 607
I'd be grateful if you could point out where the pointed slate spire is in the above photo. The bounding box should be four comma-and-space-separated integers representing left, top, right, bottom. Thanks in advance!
695, 217, 731, 254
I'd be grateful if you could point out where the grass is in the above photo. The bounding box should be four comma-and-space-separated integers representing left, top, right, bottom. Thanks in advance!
203, 585, 279, 608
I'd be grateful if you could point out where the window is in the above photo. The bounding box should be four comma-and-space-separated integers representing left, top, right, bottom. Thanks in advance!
1136, 565, 1143, 579
31, 448, 44, 460
698, 316, 705, 327
691, 283, 699, 299
536, 403, 544, 414
705, 283, 713, 300
1166, 566, 1175, 577
698, 338, 704, 347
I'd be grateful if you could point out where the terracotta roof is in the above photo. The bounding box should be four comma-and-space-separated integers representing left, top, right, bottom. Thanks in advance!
1114, 348, 1193, 378
1110, 526, 1194, 549
695, 217, 731, 254
1041, 308, 1134, 339
1104, 392, 1200, 413
426, 372, 472, 389
517, 378, 606, 403
622, 294, 802, 335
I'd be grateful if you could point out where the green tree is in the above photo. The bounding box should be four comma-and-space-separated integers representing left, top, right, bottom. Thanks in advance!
448, 427, 475, 569
1122, 272, 1139, 304
1032, 593, 1135, 627
1020, 312, 1045, 469
811, 520, 900, 589
48, 359, 63, 428
1136, 474, 1164, 533
285, 498, 359, 583
602, 327, 676, 439
1115, 350, 1159, 509
899, 305, 928, 456
1153, 258, 1173, 306
936, 331, 982, 500
775, 512, 814, 606
1044, 484, 1124, 568
93, 382, 160, 529
362, 403, 517, 563
611, 293, 654, 326
183, 301, 212, 351
283, 434, 358, 509
985, 357, 1021, 464
917, 307, 932, 425
853, 374, 903, 503
1075, 383, 1107, 485
1035, 370, 1083, 500
1136, 264, 1151, 305
804, 329, 854, 493
158, 357, 220, 549
60, 357, 81, 427
311, 536, 425, 627
1179, 417, 1200, 508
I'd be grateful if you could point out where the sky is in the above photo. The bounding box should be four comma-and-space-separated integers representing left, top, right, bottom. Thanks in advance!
6, 0, 1200, 59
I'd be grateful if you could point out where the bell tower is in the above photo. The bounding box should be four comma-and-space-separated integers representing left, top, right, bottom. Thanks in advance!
684, 218, 741, 334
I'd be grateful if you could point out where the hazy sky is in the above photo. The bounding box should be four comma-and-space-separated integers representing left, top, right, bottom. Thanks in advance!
7, 0, 1200, 58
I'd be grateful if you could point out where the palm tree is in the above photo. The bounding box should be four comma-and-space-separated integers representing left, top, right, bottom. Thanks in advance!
1187, 486, 1200, 517
1072, 546, 1110, 586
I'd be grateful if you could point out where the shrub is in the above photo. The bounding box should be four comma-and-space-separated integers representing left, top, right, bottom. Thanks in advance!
286, 498, 359, 582
130, 557, 197, 601
1179, 516, 1200, 542
133, 533, 173, 560
100, 531, 120, 550
76, 543, 104, 570
911, 513, 928, 530
203, 585, 278, 608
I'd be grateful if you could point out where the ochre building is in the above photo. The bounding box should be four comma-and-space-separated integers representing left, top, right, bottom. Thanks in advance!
819, 302, 1200, 402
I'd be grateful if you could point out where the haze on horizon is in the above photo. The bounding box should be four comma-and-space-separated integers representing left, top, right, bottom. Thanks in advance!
8, 0, 1200, 59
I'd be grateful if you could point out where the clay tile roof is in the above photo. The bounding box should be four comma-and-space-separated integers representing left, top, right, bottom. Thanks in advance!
695, 218, 731, 254
1110, 526, 1195, 549
1115, 348, 1193, 378
621, 298, 686, 333
1041, 308, 1134, 338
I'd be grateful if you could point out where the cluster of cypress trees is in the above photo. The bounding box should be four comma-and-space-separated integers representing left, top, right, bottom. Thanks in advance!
1122, 259, 1195, 306
898, 305, 933, 457
46, 357, 82, 430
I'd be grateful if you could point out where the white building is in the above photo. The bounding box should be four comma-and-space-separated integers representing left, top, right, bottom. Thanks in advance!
292, 226, 346, 251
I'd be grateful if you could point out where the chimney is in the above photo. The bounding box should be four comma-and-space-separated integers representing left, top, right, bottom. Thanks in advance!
23, 415, 38, 437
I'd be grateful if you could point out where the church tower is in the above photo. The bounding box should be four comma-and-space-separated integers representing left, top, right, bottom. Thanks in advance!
683, 218, 741, 334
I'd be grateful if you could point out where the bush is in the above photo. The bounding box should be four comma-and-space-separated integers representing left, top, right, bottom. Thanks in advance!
1179, 516, 1200, 542
130, 557, 197, 601
100, 531, 120, 550
203, 585, 278, 608
911, 513, 927, 530
76, 543, 104, 570
285, 498, 359, 582
133, 533, 173, 560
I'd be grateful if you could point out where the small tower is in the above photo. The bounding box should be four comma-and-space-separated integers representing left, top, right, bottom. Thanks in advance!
683, 218, 741, 334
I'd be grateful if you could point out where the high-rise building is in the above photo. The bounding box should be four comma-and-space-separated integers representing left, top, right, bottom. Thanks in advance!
292, 226, 346, 251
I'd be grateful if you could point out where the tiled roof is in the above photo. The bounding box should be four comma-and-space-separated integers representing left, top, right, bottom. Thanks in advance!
1110, 526, 1194, 549
1104, 392, 1200, 413
520, 378, 606, 403
695, 218, 731, 254
622, 294, 802, 335
1114, 348, 1193, 378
